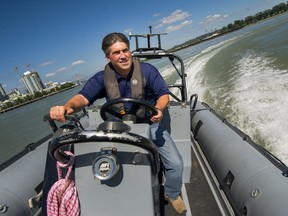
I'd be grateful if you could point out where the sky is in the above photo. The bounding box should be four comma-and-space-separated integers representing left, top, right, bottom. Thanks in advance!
0, 0, 285, 93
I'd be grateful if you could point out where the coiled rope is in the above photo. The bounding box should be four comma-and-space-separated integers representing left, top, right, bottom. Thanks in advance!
47, 151, 80, 216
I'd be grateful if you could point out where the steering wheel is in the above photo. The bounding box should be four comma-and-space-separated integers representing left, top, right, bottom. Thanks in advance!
100, 97, 158, 122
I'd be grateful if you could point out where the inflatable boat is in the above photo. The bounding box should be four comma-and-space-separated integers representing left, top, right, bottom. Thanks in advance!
1, 30, 288, 216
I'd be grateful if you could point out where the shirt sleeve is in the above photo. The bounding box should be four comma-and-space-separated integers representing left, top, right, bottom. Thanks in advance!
78, 71, 106, 105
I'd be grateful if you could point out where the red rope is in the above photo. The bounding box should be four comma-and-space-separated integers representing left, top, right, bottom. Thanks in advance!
47, 151, 80, 216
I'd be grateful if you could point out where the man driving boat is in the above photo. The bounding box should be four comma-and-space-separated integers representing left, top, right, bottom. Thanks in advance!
50, 32, 186, 214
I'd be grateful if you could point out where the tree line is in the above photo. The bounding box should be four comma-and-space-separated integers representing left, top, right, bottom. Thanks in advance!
169, 2, 288, 51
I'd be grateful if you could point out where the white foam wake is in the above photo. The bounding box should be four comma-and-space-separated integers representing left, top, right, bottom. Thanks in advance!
232, 50, 288, 164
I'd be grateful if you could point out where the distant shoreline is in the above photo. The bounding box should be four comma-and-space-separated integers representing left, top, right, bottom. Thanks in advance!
168, 11, 288, 53
0, 85, 77, 114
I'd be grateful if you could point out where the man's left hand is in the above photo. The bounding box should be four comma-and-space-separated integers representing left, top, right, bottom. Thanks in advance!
150, 109, 163, 123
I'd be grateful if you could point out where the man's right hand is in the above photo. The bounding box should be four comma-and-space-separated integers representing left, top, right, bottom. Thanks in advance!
49, 106, 73, 122
49, 94, 89, 122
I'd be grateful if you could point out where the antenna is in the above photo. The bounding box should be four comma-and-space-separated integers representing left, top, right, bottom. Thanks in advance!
129, 26, 167, 52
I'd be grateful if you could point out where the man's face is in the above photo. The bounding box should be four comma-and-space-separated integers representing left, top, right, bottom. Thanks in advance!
107, 42, 132, 75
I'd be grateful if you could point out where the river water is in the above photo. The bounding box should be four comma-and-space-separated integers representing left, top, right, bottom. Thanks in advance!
1, 13, 288, 165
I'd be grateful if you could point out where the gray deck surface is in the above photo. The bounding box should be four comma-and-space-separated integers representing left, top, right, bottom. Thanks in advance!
164, 149, 222, 216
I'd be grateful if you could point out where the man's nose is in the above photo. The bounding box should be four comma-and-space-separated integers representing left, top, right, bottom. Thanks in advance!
119, 51, 126, 58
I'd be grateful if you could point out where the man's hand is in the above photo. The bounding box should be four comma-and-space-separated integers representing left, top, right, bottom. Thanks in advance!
49, 94, 89, 122
150, 94, 169, 123
150, 109, 163, 123
49, 106, 73, 122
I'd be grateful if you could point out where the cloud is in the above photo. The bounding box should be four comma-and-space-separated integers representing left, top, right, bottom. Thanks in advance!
165, 20, 193, 33
199, 14, 229, 25
71, 60, 85, 66
155, 9, 191, 29
45, 73, 56, 77
44, 59, 85, 79
56, 67, 68, 73
39, 61, 54, 67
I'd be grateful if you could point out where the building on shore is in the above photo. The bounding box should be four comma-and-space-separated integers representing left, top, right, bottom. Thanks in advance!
22, 71, 45, 94
7, 88, 22, 99
0, 83, 9, 102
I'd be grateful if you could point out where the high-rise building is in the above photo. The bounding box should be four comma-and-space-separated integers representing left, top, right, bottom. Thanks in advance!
0, 83, 9, 102
21, 71, 45, 94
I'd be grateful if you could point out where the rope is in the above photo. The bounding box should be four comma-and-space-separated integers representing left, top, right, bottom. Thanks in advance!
47, 151, 80, 216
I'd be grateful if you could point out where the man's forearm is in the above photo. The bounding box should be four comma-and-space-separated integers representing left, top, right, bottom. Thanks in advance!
64, 94, 89, 113
155, 94, 169, 111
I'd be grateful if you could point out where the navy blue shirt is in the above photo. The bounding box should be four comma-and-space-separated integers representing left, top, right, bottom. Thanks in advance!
79, 62, 169, 106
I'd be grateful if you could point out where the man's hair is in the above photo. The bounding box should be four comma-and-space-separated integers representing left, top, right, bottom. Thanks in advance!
102, 32, 130, 57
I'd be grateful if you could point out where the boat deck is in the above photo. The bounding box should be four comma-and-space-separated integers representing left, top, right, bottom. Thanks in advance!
163, 148, 222, 216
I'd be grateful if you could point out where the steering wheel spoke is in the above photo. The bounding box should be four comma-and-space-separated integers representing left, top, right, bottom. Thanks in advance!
100, 97, 158, 123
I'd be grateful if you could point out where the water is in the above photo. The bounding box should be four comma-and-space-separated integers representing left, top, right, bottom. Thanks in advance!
181, 13, 288, 163
0, 86, 83, 164
1, 13, 288, 165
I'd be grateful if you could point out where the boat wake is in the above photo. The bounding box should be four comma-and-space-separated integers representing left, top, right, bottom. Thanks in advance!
232, 50, 288, 164
171, 37, 288, 165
